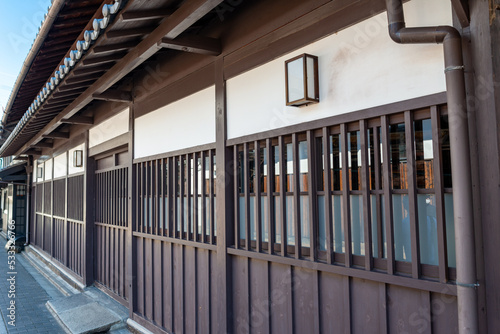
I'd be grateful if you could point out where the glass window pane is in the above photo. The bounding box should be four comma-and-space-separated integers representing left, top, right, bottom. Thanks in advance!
440, 116, 452, 188
348, 131, 362, 191
274, 196, 281, 244
299, 141, 308, 192
318, 195, 326, 251
300, 195, 310, 248
261, 147, 268, 193
371, 194, 386, 259
445, 193, 456, 267
414, 119, 434, 189
238, 150, 244, 194
286, 143, 294, 192
390, 123, 407, 190
249, 149, 255, 194
286, 195, 295, 246
250, 196, 256, 241
239, 197, 245, 240
332, 195, 344, 253
418, 194, 438, 265
287, 58, 305, 102
274, 146, 280, 193
393, 194, 411, 262
316, 137, 324, 192
350, 195, 364, 256
261, 197, 269, 242
330, 134, 342, 191
306, 56, 316, 99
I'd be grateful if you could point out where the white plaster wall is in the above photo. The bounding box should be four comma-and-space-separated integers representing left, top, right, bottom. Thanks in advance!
68, 143, 85, 175
53, 153, 67, 179
89, 108, 129, 148
134, 86, 216, 159
44, 159, 53, 181
227, 0, 451, 139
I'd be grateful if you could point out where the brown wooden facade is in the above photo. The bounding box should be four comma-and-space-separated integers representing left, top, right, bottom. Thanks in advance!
2, 0, 500, 333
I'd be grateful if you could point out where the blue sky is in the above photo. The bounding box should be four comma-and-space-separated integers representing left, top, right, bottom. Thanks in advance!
0, 0, 52, 114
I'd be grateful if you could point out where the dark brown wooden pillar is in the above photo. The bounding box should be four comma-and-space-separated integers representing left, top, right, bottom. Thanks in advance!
215, 57, 234, 333
84, 131, 96, 286
127, 106, 137, 318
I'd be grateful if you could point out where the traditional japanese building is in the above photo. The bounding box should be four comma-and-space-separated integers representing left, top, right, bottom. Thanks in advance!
1, 0, 499, 333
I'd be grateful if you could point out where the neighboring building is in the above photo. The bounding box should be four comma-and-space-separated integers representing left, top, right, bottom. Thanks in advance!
1, 0, 499, 333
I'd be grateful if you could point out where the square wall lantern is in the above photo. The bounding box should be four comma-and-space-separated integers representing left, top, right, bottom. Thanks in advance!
73, 150, 83, 168
285, 53, 319, 107
37, 167, 43, 179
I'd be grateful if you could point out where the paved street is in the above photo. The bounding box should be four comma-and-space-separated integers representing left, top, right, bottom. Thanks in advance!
0, 238, 66, 334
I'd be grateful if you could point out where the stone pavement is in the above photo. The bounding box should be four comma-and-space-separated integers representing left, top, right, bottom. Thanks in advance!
0, 239, 66, 333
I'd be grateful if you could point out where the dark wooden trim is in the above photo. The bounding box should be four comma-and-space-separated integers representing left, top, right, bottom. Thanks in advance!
214, 56, 233, 333
226, 93, 448, 146
341, 124, 351, 267
158, 36, 221, 56
381, 116, 395, 275
84, 131, 95, 286
89, 133, 129, 157
127, 105, 137, 318
92, 41, 138, 54
450, 0, 470, 27
431, 106, 448, 283
404, 110, 421, 279
360, 120, 373, 270
120, 8, 175, 22
42, 132, 69, 139
92, 90, 133, 102
61, 116, 94, 125
133, 143, 216, 166
227, 247, 457, 295
132, 232, 217, 252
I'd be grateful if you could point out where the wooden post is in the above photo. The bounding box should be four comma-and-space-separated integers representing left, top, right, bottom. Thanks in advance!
84, 131, 96, 286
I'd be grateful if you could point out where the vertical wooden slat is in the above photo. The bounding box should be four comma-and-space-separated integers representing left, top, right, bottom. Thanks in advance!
292, 133, 301, 259
84, 132, 95, 286
255, 140, 262, 252
373, 127, 384, 259
405, 110, 420, 279
307, 130, 317, 262
244, 143, 250, 250
200, 152, 206, 243
167, 157, 174, 238
431, 106, 448, 282
360, 120, 373, 270
381, 116, 395, 275
234, 146, 240, 249
322, 127, 333, 264
341, 124, 352, 267
156, 160, 160, 235
266, 139, 274, 255
209, 149, 215, 244
278, 136, 287, 256
186, 154, 192, 240
343, 276, 351, 333
193, 154, 198, 241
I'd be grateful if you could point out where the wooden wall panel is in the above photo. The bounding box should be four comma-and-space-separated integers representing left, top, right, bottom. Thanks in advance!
232, 255, 250, 333
153, 239, 163, 327
210, 250, 217, 334
319, 272, 347, 333
249, 259, 270, 334
197, 248, 210, 334
269, 262, 293, 334
144, 237, 153, 321
173, 243, 184, 333
431, 292, 458, 334
163, 242, 173, 332
387, 285, 431, 334
184, 247, 196, 334
351, 278, 382, 334
136, 236, 144, 316
292, 267, 318, 333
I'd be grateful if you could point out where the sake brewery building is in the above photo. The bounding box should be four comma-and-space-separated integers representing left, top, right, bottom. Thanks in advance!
1, 0, 499, 333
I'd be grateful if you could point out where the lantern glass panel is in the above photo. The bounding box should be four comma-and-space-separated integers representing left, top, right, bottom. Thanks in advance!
287, 58, 305, 103
306, 56, 316, 99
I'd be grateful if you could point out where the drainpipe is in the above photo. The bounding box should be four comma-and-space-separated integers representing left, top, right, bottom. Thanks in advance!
385, 1, 478, 333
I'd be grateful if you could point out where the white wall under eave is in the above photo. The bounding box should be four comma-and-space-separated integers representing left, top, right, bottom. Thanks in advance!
89, 108, 129, 148
227, 0, 451, 139
134, 86, 216, 159
68, 143, 85, 175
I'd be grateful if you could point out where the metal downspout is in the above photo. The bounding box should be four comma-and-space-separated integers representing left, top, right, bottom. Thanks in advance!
1, 0, 67, 137
385, 1, 478, 333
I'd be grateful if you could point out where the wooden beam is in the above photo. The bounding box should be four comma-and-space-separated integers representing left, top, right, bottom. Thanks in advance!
120, 8, 175, 22
56, 81, 95, 92
42, 132, 70, 139
65, 72, 103, 84
23, 149, 42, 156
105, 26, 156, 39
92, 90, 133, 102
72, 64, 111, 76
158, 35, 221, 56
450, 0, 470, 27
32, 142, 53, 148
14, 0, 225, 157
1, 175, 27, 182
82, 53, 125, 66
92, 41, 138, 54
61, 116, 94, 125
